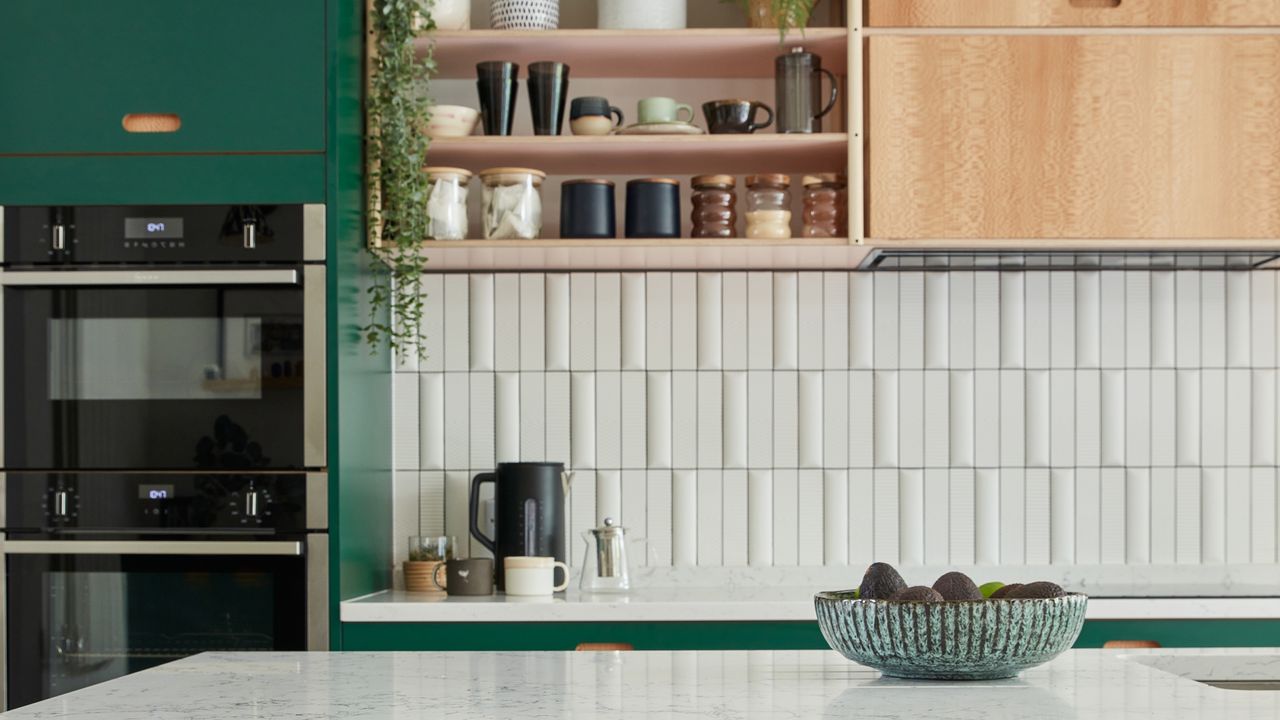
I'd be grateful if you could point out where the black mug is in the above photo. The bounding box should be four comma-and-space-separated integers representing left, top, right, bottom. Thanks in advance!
625, 178, 681, 238
433, 558, 495, 596
561, 179, 616, 239
702, 99, 774, 134
477, 61, 519, 136
528, 61, 570, 136
570, 96, 624, 136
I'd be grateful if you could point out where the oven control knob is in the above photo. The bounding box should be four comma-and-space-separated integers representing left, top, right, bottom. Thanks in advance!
52, 223, 67, 251
245, 489, 261, 518
53, 490, 70, 518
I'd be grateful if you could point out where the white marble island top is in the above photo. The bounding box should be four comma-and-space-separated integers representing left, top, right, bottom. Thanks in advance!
5, 649, 1280, 719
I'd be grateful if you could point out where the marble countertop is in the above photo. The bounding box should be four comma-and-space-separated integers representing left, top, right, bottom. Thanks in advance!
6, 649, 1280, 719
341, 587, 1280, 623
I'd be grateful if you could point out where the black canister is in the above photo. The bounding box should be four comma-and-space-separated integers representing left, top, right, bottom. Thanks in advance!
561, 179, 616, 239
625, 178, 681, 238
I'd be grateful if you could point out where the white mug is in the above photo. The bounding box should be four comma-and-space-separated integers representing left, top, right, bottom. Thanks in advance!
504, 556, 569, 596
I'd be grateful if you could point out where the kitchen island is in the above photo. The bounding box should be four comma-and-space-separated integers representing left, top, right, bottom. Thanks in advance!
3, 649, 1279, 719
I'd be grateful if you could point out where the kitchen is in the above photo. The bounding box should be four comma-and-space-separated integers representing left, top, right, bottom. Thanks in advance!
1, 0, 1280, 717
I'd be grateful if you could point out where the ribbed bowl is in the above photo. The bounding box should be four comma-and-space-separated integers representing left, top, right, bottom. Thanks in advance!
814, 591, 1088, 680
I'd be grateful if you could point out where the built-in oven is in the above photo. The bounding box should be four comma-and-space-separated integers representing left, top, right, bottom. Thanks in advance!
0, 471, 328, 710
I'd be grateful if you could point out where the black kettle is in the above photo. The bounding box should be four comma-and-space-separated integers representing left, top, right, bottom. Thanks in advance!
470, 462, 572, 591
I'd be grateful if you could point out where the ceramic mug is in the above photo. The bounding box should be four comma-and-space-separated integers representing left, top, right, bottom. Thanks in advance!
702, 99, 774, 134
433, 558, 495, 596
570, 96, 624, 136
504, 556, 569, 596
425, 105, 480, 138
638, 97, 694, 125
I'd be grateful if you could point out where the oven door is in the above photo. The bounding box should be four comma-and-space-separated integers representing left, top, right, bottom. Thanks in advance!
1, 267, 325, 470
1, 535, 327, 710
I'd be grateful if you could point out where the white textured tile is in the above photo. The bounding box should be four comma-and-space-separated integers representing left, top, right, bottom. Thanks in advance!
570, 274, 596, 370
570, 470, 597, 566
494, 274, 519, 372
948, 371, 974, 467
899, 469, 925, 565
470, 275, 495, 371
748, 371, 773, 469
799, 371, 824, 468
723, 470, 748, 566
1025, 468, 1050, 565
518, 274, 545, 372
948, 469, 975, 565
419, 471, 445, 537
697, 371, 723, 469
444, 274, 470, 371
899, 371, 924, 468
393, 373, 420, 471
621, 273, 646, 371
1226, 369, 1251, 466
1175, 271, 1201, 368
1125, 272, 1150, 368
1176, 370, 1201, 466
924, 272, 949, 370
596, 273, 622, 371
1000, 273, 1025, 369
1074, 271, 1100, 368
822, 273, 849, 369
798, 470, 825, 566
1149, 370, 1176, 467
1000, 468, 1025, 565
1201, 272, 1227, 367
1253, 271, 1276, 367
697, 273, 723, 371
848, 372, 874, 468
545, 273, 570, 371
444, 471, 472, 557
851, 272, 875, 369
1049, 469, 1074, 565
417, 274, 444, 372
593, 372, 620, 468
420, 374, 445, 470
393, 470, 419, 574
947, 271, 975, 370
1000, 370, 1025, 467
647, 470, 673, 566
773, 272, 798, 370
519, 372, 545, 461
1125, 469, 1150, 564
747, 272, 773, 370
1099, 273, 1125, 368
672, 470, 698, 567
1201, 467, 1226, 564
974, 370, 1000, 467
1075, 468, 1101, 565
1075, 370, 1100, 466
1025, 370, 1050, 468
1201, 370, 1226, 467
849, 469, 875, 565
823, 470, 849, 566
1253, 370, 1277, 466
646, 371, 672, 469
773, 372, 799, 468
798, 272, 823, 369
1226, 272, 1251, 367
874, 274, 900, 367
1125, 370, 1151, 467
494, 372, 519, 463
923, 371, 949, 468
923, 469, 948, 566
443, 374, 469, 469
1251, 468, 1276, 564
1151, 468, 1176, 565
597, 469, 622, 524
621, 469, 647, 553
646, 272, 672, 371
873, 469, 900, 564
873, 371, 899, 467
546, 372, 571, 462
469, 373, 495, 468
900, 272, 925, 369
1025, 272, 1050, 369
671, 274, 698, 370
824, 371, 849, 468
722, 372, 748, 469
1048, 370, 1074, 468
975, 469, 999, 565
773, 469, 799, 566
748, 470, 773, 566
570, 373, 596, 469
1176, 467, 1201, 564
672, 371, 697, 468
1100, 370, 1125, 467
622, 372, 647, 469
1151, 271, 1175, 368
1049, 272, 1075, 368
1100, 468, 1126, 564
723, 272, 748, 371
1225, 467, 1250, 564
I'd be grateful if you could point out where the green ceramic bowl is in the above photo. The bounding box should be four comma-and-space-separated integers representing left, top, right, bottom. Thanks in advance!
814, 590, 1088, 680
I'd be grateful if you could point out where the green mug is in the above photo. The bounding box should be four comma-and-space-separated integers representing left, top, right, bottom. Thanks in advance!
638, 97, 695, 125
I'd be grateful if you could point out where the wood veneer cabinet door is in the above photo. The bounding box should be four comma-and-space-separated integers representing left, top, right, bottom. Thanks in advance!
868, 35, 1280, 239
867, 0, 1280, 27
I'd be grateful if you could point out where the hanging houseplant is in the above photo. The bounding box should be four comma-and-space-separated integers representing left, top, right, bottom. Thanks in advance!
366, 0, 437, 360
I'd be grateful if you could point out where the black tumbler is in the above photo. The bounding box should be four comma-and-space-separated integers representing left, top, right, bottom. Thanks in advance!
477, 61, 519, 136
625, 178, 681, 238
528, 61, 570, 136
561, 179, 616, 239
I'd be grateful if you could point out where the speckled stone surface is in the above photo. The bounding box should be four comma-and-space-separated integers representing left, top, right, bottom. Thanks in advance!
5, 649, 1280, 719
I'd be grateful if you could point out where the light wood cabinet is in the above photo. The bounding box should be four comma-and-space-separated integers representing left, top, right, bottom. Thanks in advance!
867, 35, 1280, 239
867, 0, 1280, 27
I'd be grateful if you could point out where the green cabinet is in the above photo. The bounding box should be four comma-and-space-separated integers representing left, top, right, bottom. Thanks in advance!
0, 0, 324, 155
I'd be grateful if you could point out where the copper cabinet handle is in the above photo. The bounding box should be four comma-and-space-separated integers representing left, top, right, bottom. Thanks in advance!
575, 643, 634, 652
122, 114, 182, 133
1103, 640, 1162, 649
1068, 0, 1121, 8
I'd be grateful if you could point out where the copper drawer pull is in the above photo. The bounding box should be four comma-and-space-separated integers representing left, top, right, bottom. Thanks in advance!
122, 113, 181, 133
1103, 640, 1162, 649
1068, 0, 1121, 8
575, 643, 634, 652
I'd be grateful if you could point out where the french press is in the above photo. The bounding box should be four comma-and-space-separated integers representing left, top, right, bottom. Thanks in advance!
580, 517, 632, 593
775, 47, 839, 134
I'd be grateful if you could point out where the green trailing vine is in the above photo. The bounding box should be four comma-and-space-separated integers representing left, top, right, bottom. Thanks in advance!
365, 0, 436, 360
723, 0, 818, 39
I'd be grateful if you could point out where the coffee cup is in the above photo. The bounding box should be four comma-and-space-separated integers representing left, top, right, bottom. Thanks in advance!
425, 104, 480, 138
637, 97, 694, 125
433, 558, 495, 596
702, 99, 774, 134
504, 556, 569, 596
570, 96, 625, 136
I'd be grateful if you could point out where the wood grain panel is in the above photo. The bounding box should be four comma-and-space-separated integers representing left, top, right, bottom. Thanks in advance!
868, 36, 1280, 239
868, 0, 1280, 27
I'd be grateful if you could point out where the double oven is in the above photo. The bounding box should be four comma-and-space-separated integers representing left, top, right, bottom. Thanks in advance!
0, 204, 327, 709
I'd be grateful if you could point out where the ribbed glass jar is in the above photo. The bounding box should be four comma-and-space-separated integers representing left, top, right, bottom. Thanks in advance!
745, 174, 792, 239
690, 175, 737, 238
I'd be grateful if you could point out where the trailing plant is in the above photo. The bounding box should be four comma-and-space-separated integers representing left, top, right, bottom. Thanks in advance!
365, 0, 437, 360
723, 0, 818, 40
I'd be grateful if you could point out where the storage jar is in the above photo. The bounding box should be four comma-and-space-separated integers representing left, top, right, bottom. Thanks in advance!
480, 167, 546, 240
801, 173, 844, 238
745, 174, 792, 239
424, 167, 472, 241
598, 0, 686, 29
561, 179, 617, 239
490, 0, 559, 30
690, 175, 737, 238
625, 178, 681, 238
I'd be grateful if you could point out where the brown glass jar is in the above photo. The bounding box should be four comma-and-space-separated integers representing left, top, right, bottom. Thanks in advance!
802, 173, 845, 238
690, 175, 737, 238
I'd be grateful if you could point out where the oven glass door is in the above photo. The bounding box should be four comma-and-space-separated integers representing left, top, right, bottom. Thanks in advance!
4, 540, 307, 709
3, 270, 313, 469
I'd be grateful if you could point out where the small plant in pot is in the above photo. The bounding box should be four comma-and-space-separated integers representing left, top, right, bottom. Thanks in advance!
724, 0, 819, 38
404, 536, 454, 593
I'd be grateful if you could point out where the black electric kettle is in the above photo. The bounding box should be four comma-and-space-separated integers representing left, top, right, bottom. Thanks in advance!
470, 462, 572, 591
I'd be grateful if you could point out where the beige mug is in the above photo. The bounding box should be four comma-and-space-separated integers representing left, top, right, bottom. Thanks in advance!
504, 556, 569, 596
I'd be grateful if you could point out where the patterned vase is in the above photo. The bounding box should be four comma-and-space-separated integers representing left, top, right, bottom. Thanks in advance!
490, 0, 560, 30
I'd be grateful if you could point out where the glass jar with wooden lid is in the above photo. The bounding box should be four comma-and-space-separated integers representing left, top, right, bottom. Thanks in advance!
745, 173, 792, 239
479, 167, 547, 240
690, 175, 738, 238
424, 167, 472, 241
801, 173, 845, 238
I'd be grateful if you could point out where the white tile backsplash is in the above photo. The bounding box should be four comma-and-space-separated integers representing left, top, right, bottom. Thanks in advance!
394, 271, 1280, 582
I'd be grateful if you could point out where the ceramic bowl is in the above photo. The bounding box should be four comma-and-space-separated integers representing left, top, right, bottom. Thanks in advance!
814, 591, 1087, 680
425, 105, 479, 138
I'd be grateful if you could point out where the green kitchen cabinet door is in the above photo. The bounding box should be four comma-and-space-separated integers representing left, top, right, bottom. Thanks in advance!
0, 0, 324, 155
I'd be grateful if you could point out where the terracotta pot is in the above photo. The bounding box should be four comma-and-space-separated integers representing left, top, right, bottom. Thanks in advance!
747, 0, 815, 30
404, 560, 446, 593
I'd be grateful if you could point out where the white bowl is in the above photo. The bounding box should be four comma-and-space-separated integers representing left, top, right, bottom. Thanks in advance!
426, 105, 479, 138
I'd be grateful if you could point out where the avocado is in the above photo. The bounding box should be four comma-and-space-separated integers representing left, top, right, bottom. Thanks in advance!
889, 586, 945, 602
932, 571, 983, 601
858, 562, 908, 600
978, 581, 1005, 598
989, 583, 1023, 599
1006, 581, 1066, 599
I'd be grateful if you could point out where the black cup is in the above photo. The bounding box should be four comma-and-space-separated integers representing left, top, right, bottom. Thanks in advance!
528, 61, 570, 136
433, 558, 494, 596
477, 61, 519, 136
561, 179, 616, 239
702, 99, 774, 134
570, 96, 625, 124
625, 179, 681, 239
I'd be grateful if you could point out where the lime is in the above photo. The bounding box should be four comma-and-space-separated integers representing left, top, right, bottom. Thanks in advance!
978, 581, 1005, 598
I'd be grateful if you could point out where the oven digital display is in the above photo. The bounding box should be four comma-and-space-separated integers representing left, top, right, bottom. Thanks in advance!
124, 217, 184, 239
139, 484, 175, 500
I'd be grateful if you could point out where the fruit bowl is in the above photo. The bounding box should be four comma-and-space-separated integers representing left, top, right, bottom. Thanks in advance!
813, 591, 1088, 680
